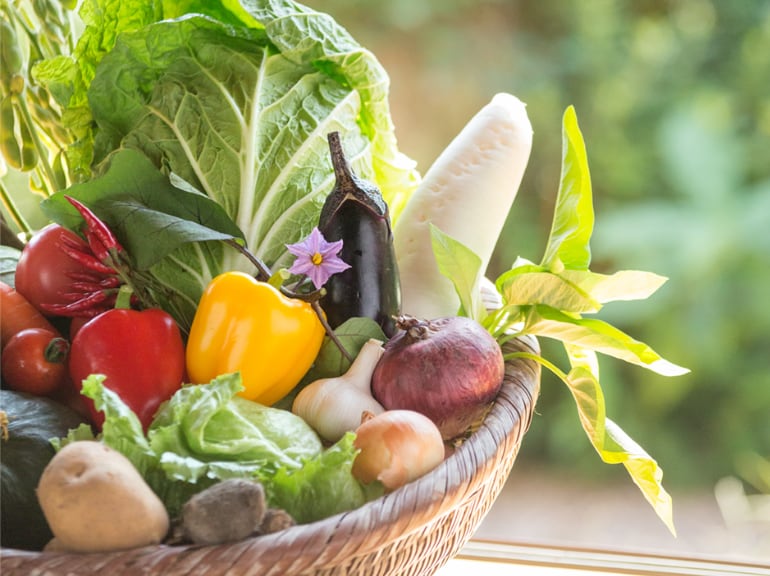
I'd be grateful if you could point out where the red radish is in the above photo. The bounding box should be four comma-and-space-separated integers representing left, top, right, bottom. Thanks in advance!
371, 315, 504, 439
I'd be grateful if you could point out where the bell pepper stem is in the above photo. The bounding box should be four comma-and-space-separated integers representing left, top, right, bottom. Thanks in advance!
114, 285, 133, 310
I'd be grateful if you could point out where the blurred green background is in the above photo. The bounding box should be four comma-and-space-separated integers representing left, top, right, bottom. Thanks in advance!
304, 0, 770, 492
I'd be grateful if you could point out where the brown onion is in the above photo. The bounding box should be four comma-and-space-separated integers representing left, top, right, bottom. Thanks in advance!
371, 315, 504, 440
352, 410, 445, 491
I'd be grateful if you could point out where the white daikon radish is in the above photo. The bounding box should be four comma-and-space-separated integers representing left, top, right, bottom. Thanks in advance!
393, 92, 534, 319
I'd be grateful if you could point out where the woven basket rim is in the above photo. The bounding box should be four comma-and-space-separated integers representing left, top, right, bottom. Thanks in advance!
1, 336, 541, 576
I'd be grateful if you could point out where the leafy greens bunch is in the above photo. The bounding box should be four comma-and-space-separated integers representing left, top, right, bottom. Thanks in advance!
26, 0, 419, 331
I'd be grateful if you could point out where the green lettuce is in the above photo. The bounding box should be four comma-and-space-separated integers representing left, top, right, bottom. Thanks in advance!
75, 373, 372, 520
266, 432, 384, 524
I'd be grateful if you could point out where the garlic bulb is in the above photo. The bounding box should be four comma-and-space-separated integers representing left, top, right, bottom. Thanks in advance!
292, 339, 385, 442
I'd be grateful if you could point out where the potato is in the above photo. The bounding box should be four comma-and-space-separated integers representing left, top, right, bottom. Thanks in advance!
36, 441, 169, 553
182, 479, 266, 545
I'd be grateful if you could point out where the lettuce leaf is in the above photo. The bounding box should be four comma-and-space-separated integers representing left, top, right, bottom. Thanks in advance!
78, 373, 370, 520
264, 432, 383, 524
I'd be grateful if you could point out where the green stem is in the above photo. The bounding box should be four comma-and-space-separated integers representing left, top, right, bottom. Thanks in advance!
14, 95, 57, 196
0, 178, 33, 237
312, 301, 353, 363
223, 238, 353, 362
224, 238, 325, 302
504, 350, 569, 382
113, 284, 134, 310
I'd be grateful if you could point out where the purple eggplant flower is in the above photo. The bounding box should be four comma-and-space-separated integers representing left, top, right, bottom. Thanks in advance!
286, 227, 351, 289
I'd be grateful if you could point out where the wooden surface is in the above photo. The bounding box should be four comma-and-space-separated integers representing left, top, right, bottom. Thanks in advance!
439, 540, 770, 576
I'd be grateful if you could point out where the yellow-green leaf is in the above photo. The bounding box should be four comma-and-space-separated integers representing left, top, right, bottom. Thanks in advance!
524, 304, 690, 376
564, 346, 676, 535
498, 268, 601, 313
560, 269, 668, 304
541, 106, 594, 271
430, 223, 485, 320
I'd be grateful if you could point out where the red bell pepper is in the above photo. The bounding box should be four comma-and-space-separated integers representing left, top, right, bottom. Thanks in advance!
69, 308, 185, 430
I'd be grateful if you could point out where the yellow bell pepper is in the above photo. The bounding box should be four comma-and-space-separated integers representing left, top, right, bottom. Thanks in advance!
186, 271, 325, 405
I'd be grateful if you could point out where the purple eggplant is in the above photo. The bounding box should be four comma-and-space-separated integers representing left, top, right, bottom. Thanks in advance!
318, 132, 400, 337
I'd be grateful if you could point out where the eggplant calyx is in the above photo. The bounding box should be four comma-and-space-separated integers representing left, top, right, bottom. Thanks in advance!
320, 131, 388, 226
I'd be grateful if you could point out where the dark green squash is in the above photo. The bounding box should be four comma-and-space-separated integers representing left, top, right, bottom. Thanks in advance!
0, 390, 89, 551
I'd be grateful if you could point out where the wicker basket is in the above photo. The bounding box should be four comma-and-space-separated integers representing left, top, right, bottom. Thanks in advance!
0, 336, 540, 576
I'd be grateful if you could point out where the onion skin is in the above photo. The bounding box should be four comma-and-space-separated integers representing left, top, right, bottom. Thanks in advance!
352, 410, 445, 491
371, 315, 504, 440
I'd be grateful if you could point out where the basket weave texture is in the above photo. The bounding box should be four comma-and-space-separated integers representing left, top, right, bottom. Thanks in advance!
1, 336, 540, 576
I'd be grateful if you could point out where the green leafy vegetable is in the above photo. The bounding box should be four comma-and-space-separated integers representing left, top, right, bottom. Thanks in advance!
266, 432, 384, 524
40, 149, 247, 329
430, 223, 485, 320
38, 0, 418, 330
32, 0, 164, 180
435, 106, 688, 535
76, 373, 370, 520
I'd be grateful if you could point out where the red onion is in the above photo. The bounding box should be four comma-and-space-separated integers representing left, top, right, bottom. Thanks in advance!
371, 315, 504, 440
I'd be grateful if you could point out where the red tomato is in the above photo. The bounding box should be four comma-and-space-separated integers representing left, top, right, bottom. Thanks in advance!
14, 224, 91, 313
1, 328, 70, 396
68, 316, 91, 340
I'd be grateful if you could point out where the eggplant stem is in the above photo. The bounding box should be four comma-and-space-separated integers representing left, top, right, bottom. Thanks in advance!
312, 301, 353, 363
224, 238, 325, 301
224, 238, 353, 362
328, 131, 354, 187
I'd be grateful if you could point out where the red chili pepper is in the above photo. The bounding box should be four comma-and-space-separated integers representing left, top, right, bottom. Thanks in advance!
39, 290, 115, 317
57, 236, 116, 276
68, 308, 185, 430
45, 197, 131, 317
64, 195, 124, 263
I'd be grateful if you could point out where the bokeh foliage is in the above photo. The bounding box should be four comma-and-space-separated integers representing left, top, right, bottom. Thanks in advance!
305, 0, 770, 489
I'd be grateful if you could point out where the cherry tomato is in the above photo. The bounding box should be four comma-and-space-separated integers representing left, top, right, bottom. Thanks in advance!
14, 224, 91, 313
1, 328, 70, 396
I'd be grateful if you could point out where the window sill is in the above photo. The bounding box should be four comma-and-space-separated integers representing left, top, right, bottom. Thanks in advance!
437, 540, 770, 575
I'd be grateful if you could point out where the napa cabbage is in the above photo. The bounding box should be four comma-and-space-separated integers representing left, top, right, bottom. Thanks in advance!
39, 0, 418, 330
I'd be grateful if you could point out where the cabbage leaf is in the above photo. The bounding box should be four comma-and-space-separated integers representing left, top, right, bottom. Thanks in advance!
39, 0, 419, 330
